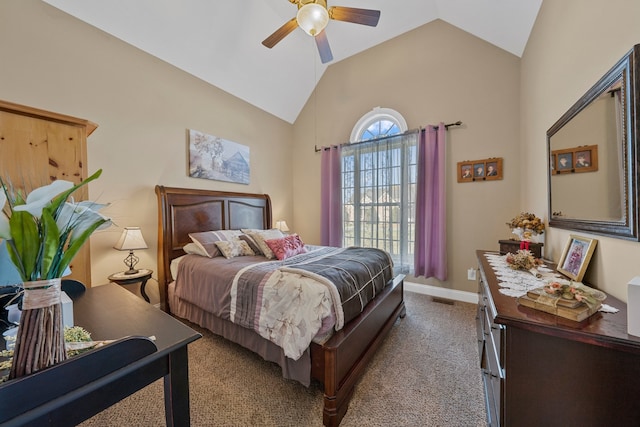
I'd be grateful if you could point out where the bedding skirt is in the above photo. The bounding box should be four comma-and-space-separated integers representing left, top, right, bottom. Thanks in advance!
168, 281, 312, 386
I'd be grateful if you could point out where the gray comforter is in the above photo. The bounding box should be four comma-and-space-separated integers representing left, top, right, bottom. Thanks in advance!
175, 246, 393, 360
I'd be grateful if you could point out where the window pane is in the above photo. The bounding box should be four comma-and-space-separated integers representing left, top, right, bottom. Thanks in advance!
342, 122, 417, 273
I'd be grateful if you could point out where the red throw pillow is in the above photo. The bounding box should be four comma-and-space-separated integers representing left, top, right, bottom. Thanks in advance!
265, 234, 308, 260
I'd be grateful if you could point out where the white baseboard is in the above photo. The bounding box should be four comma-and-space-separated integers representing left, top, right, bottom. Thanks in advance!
404, 281, 479, 304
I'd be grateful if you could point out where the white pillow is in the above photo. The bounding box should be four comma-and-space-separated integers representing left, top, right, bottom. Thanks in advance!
182, 242, 209, 257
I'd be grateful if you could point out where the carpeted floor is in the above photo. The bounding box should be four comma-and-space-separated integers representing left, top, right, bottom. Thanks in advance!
80, 291, 487, 426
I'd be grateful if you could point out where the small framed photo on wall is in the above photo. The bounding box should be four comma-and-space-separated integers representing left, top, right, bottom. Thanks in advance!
459, 163, 473, 182
473, 163, 485, 178
574, 146, 598, 172
557, 152, 573, 171
551, 145, 598, 174
457, 157, 503, 182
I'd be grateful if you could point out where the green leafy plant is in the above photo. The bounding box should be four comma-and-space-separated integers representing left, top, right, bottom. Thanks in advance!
0, 169, 110, 281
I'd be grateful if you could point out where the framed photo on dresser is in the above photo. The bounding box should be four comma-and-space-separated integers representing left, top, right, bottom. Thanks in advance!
557, 235, 597, 281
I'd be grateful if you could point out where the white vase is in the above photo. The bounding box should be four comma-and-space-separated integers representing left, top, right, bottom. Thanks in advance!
9, 278, 66, 379
511, 227, 524, 240
530, 232, 545, 245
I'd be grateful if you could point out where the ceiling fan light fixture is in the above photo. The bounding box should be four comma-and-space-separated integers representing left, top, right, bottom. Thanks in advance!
297, 2, 329, 36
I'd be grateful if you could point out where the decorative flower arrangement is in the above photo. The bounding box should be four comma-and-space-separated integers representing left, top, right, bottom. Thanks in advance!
0, 169, 110, 281
543, 281, 601, 308
505, 249, 543, 270
505, 249, 543, 277
0, 169, 111, 379
506, 212, 545, 241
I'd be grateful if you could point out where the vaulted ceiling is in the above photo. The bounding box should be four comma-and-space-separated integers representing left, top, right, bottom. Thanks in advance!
43, 0, 542, 124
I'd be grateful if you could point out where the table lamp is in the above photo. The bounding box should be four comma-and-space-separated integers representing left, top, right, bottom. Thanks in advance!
275, 220, 290, 233
113, 227, 148, 275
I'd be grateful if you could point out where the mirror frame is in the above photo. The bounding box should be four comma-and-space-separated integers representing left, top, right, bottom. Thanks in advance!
547, 44, 640, 240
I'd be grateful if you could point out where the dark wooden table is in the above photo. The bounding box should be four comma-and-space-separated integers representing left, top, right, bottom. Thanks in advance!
0, 283, 201, 426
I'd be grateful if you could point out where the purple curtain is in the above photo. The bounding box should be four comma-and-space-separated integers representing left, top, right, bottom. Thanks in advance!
320, 145, 342, 246
414, 125, 447, 280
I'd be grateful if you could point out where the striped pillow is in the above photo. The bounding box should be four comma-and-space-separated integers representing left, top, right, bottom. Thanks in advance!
188, 230, 243, 258
242, 229, 285, 259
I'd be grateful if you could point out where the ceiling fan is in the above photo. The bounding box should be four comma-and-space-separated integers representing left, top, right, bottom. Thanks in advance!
262, 0, 381, 64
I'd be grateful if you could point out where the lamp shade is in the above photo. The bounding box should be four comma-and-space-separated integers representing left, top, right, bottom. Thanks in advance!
113, 227, 148, 251
296, 2, 329, 36
275, 220, 290, 233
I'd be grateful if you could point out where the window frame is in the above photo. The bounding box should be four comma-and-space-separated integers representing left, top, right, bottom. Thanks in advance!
344, 108, 414, 272
349, 107, 408, 142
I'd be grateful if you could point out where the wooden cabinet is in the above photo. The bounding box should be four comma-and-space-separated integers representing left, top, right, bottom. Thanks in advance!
476, 250, 640, 427
498, 239, 543, 259
0, 100, 97, 286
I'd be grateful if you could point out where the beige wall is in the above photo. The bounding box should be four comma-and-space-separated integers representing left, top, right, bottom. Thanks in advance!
0, 1, 293, 286
293, 20, 522, 293
9, 1, 636, 300
522, 0, 640, 301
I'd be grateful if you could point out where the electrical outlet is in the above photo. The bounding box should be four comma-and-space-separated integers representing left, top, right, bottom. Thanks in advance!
467, 268, 477, 281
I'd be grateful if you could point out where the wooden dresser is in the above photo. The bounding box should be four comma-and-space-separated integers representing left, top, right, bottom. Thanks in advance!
476, 250, 640, 427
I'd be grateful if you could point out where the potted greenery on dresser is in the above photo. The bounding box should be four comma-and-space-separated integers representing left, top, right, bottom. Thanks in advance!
0, 170, 110, 379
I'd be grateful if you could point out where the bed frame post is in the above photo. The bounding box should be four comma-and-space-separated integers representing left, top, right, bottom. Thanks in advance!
312, 275, 406, 426
155, 185, 171, 312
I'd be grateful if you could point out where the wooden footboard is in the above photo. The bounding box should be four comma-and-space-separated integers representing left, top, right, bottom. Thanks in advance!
311, 274, 406, 427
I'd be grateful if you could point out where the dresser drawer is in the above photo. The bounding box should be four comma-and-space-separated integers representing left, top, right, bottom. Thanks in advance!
476, 303, 486, 362
485, 309, 503, 378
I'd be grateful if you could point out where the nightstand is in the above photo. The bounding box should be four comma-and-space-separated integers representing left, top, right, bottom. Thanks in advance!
108, 269, 153, 302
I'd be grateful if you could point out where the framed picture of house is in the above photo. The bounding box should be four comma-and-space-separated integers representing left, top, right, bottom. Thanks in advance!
188, 129, 250, 184
457, 157, 503, 182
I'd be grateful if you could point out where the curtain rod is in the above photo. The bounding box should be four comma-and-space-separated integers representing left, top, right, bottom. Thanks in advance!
314, 121, 463, 152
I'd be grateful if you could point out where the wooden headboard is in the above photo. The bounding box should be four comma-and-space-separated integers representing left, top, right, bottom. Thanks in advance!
155, 185, 272, 311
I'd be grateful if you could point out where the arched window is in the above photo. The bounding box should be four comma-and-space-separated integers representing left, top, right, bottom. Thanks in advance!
343, 108, 416, 273
350, 107, 408, 142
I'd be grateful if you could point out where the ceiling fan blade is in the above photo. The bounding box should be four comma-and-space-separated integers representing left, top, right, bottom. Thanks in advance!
315, 30, 333, 64
328, 6, 380, 27
262, 18, 299, 48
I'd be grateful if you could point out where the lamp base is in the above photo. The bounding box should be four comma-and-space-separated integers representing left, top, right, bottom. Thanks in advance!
123, 251, 140, 275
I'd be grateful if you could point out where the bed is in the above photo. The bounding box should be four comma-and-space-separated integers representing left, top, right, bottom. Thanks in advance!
155, 185, 406, 426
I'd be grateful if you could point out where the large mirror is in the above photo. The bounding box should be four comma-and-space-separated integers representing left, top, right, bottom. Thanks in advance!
548, 44, 639, 240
